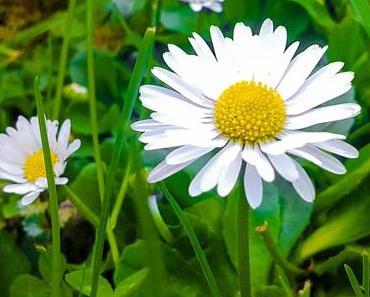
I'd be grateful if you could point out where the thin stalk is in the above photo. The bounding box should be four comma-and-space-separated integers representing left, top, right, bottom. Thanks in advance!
34, 77, 61, 297
345, 264, 364, 297
52, 0, 77, 119
256, 222, 306, 276
238, 185, 251, 297
86, 0, 105, 201
109, 156, 132, 230
363, 250, 369, 297
63, 185, 99, 226
159, 183, 222, 297
90, 27, 156, 297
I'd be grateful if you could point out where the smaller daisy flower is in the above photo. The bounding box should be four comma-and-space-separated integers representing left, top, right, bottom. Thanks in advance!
181, 0, 225, 13
0, 116, 80, 206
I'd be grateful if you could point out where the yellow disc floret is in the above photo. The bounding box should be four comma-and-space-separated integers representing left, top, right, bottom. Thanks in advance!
24, 149, 59, 183
214, 81, 286, 145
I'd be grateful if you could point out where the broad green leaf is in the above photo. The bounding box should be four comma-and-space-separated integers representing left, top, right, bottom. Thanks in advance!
350, 0, 370, 38
70, 163, 101, 216
38, 249, 67, 284
289, 0, 335, 31
277, 181, 313, 256
223, 184, 280, 289
299, 180, 370, 259
10, 275, 49, 297
113, 268, 149, 297
0, 232, 31, 297
328, 18, 366, 67
65, 270, 114, 297
315, 143, 370, 212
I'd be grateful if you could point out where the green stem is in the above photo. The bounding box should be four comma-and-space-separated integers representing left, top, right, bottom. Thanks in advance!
109, 156, 132, 230
238, 186, 251, 297
159, 183, 222, 297
256, 222, 306, 276
63, 185, 99, 226
89, 27, 156, 297
363, 250, 369, 297
34, 77, 61, 297
86, 0, 105, 201
52, 0, 77, 119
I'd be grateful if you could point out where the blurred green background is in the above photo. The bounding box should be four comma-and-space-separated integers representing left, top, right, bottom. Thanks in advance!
0, 0, 370, 296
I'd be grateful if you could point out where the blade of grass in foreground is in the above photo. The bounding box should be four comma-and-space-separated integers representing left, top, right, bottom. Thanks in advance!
90, 27, 156, 297
350, 0, 370, 38
159, 183, 222, 297
34, 77, 61, 297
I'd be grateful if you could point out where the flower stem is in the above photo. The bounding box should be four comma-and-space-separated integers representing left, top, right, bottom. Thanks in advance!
238, 185, 251, 297
86, 0, 105, 201
363, 250, 369, 297
89, 27, 156, 297
256, 222, 306, 276
52, 0, 77, 119
34, 77, 61, 297
159, 183, 222, 297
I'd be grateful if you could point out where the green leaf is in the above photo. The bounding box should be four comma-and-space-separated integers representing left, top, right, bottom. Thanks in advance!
223, 184, 280, 289
113, 268, 149, 297
350, 0, 370, 38
38, 249, 67, 284
289, 0, 335, 31
0, 232, 31, 297
254, 286, 286, 297
299, 180, 370, 259
344, 264, 364, 297
70, 163, 101, 216
315, 143, 370, 212
327, 18, 366, 67
65, 270, 114, 297
10, 275, 49, 297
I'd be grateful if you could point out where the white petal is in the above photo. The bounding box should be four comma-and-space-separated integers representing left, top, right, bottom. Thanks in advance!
286, 103, 361, 130
243, 164, 263, 209
147, 159, 193, 183
165, 145, 214, 165
65, 139, 81, 158
242, 146, 275, 182
190, 3, 202, 11
189, 142, 241, 195
152, 67, 211, 107
260, 131, 346, 155
131, 119, 168, 132
207, 2, 222, 12
267, 153, 299, 181
314, 139, 359, 158
0, 169, 26, 183
217, 153, 242, 197
21, 190, 43, 206
291, 160, 315, 202
57, 119, 71, 152
56, 177, 68, 185
3, 183, 37, 195
210, 25, 229, 65
289, 145, 346, 174
286, 68, 353, 115
189, 33, 216, 62
277, 45, 327, 99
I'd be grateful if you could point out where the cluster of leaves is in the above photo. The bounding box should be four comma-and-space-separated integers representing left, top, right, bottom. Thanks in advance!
0, 0, 369, 296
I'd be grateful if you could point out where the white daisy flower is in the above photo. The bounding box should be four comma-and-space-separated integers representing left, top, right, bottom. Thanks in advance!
132, 19, 361, 209
0, 116, 81, 206
181, 0, 224, 13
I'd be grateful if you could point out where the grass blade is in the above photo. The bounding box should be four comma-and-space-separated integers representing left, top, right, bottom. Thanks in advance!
89, 27, 156, 297
363, 251, 369, 297
159, 183, 222, 297
34, 77, 61, 297
86, 0, 105, 200
345, 264, 365, 297
350, 0, 370, 38
52, 0, 77, 119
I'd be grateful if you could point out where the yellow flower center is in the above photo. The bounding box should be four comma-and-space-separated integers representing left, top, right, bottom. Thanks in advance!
214, 81, 286, 145
23, 149, 59, 183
